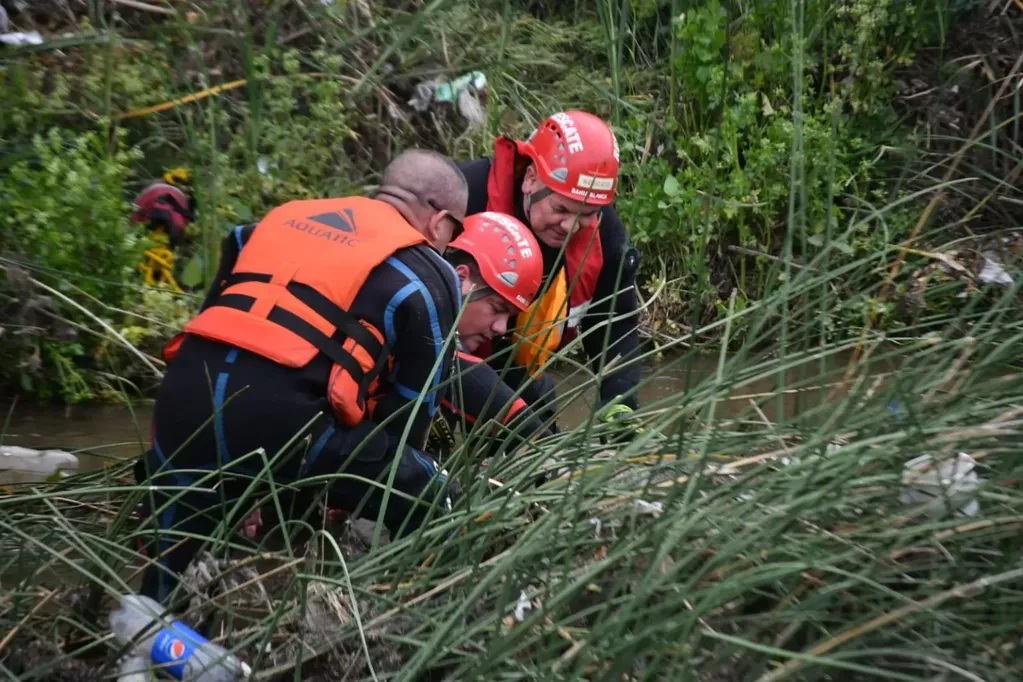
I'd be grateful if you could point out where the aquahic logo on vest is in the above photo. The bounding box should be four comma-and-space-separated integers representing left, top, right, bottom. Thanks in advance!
309, 210, 358, 234
285, 209, 360, 246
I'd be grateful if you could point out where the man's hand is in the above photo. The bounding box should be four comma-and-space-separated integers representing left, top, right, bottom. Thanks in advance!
597, 400, 661, 445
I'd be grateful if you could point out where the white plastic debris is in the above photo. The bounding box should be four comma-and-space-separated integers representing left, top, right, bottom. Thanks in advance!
408, 82, 434, 113
0, 445, 79, 475
514, 590, 531, 622
635, 500, 664, 516
457, 86, 487, 128
899, 452, 980, 518
408, 71, 488, 128
703, 463, 739, 476
0, 31, 43, 46
589, 517, 602, 537
115, 655, 154, 682
979, 253, 1014, 285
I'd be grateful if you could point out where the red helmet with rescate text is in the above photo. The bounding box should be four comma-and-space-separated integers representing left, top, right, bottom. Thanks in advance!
516, 110, 620, 206
448, 212, 544, 311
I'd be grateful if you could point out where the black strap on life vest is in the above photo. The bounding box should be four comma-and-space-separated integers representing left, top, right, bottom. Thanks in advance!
210, 272, 391, 399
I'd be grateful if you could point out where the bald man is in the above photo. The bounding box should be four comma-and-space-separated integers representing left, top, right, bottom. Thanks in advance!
133, 149, 470, 602
374, 148, 468, 253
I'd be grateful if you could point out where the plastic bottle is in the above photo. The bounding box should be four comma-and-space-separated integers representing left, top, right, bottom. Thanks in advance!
110, 594, 251, 682
116, 654, 155, 682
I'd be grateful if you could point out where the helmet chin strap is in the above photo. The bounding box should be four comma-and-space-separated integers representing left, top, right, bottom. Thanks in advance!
466, 285, 495, 303
523, 186, 554, 218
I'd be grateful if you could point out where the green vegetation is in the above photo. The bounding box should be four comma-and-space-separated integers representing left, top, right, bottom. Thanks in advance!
3, 275, 1023, 680
1, 2, 1022, 679
1, 0, 1019, 402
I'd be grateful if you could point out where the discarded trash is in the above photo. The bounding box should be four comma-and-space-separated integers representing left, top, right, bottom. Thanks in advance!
408, 71, 488, 128
0, 31, 43, 46
110, 593, 251, 681
514, 591, 532, 622
589, 517, 602, 537
635, 500, 664, 516
978, 253, 1014, 285
899, 452, 980, 518
456, 85, 487, 128
703, 463, 739, 476
436, 72, 487, 104
116, 655, 155, 682
0, 445, 79, 475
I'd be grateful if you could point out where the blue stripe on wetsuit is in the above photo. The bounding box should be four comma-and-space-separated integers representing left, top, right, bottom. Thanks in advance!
212, 347, 239, 463
383, 255, 460, 417
149, 437, 190, 602
382, 281, 421, 403
209, 229, 244, 464
298, 424, 336, 477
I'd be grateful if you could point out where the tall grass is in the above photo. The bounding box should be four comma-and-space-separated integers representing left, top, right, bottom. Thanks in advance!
2, 259, 1022, 680
2, 0, 1022, 680
3, 200, 1023, 680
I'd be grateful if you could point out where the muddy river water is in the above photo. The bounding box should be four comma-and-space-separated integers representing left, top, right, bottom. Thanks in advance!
1, 352, 867, 483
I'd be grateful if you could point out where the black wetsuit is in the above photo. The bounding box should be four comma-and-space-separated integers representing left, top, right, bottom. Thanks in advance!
135, 224, 462, 602
456, 157, 643, 421
443, 349, 556, 448
134, 223, 552, 602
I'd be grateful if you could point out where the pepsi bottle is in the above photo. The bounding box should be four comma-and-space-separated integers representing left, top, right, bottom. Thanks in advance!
109, 594, 251, 682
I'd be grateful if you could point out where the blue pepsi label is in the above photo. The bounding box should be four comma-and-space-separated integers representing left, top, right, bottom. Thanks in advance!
151, 621, 205, 679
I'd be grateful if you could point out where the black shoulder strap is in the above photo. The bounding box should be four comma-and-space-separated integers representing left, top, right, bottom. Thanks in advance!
209, 274, 390, 395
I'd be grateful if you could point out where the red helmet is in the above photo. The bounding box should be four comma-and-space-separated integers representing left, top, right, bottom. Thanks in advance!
131, 182, 194, 245
448, 212, 544, 311
516, 110, 620, 206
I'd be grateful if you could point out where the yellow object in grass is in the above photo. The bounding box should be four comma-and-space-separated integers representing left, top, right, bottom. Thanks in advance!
138, 229, 182, 293
162, 167, 191, 186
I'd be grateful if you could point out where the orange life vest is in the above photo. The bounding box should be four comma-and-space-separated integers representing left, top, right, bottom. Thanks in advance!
483, 136, 605, 376
174, 196, 428, 427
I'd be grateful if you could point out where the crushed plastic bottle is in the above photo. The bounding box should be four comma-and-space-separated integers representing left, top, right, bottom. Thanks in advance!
110, 594, 251, 682
116, 654, 155, 682
900, 452, 980, 519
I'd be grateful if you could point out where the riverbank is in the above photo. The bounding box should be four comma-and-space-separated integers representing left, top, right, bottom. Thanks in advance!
0, 349, 895, 485
3, 3, 1023, 676
3, 0, 1022, 403
1, 321, 1021, 680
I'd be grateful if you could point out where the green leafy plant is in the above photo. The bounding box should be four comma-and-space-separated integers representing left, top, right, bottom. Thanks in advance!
0, 127, 144, 401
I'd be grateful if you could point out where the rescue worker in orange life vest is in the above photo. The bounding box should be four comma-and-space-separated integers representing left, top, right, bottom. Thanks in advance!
132, 151, 535, 602
457, 111, 647, 437
237, 212, 555, 539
